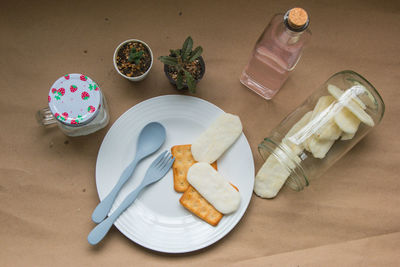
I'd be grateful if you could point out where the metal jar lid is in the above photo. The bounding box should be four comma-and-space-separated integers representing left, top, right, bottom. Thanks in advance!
48, 74, 102, 126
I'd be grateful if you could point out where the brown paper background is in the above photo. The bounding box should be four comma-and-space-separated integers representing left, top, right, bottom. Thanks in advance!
1, 0, 399, 266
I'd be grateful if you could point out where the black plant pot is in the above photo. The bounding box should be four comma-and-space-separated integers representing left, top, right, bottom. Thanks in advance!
163, 56, 205, 90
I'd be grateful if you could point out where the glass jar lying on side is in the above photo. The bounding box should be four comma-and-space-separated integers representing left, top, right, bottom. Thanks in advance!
36, 73, 110, 137
254, 70, 385, 198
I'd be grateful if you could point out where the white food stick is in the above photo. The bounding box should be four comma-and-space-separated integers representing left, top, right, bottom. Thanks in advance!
191, 113, 242, 163
341, 132, 355, 140
254, 147, 301, 198
254, 112, 311, 199
334, 107, 361, 134
327, 84, 374, 127
308, 137, 335, 159
282, 111, 313, 155
254, 155, 290, 198
187, 162, 241, 214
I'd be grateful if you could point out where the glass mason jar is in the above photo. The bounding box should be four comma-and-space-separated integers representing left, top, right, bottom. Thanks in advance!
36, 73, 110, 137
254, 70, 385, 198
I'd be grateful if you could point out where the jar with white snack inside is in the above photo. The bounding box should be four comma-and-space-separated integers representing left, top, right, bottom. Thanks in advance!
254, 70, 385, 198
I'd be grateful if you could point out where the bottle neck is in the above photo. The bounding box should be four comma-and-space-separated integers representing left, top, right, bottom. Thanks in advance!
277, 10, 309, 45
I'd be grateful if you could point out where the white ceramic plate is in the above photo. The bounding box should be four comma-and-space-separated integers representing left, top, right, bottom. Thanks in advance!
96, 95, 254, 253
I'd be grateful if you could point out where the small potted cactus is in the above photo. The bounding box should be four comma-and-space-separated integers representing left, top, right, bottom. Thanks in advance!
113, 39, 153, 81
158, 36, 205, 93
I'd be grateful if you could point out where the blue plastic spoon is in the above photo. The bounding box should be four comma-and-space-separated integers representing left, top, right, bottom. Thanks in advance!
91, 122, 166, 223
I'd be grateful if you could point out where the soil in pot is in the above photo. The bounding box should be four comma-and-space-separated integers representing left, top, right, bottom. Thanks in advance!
166, 58, 203, 86
116, 41, 152, 77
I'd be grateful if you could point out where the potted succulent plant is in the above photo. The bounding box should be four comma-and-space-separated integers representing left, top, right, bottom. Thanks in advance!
158, 36, 205, 93
113, 39, 153, 81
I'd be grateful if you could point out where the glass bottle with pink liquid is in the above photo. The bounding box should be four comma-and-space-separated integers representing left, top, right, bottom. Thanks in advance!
240, 8, 311, 100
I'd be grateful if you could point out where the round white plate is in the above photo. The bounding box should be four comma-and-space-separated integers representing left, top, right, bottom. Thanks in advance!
96, 95, 254, 253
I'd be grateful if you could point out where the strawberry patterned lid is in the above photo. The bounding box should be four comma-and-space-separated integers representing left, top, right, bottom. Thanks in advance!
48, 74, 102, 126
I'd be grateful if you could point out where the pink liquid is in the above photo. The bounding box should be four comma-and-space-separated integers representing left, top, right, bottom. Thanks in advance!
241, 47, 290, 99
240, 14, 311, 100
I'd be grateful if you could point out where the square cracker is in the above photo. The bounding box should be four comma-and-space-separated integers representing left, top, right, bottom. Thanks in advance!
171, 144, 217, 192
179, 185, 223, 226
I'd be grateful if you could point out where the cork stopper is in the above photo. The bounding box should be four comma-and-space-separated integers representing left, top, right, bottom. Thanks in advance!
287, 8, 308, 29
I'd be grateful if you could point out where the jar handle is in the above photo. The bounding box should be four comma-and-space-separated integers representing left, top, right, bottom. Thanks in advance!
36, 107, 57, 126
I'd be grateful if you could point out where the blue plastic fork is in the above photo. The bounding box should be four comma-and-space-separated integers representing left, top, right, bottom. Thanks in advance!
91, 122, 166, 223
88, 151, 175, 245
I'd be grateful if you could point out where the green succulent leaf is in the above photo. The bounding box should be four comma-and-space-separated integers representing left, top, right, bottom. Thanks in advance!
188, 46, 203, 62
160, 36, 202, 93
158, 56, 178, 66
184, 70, 196, 93
128, 48, 137, 62
181, 36, 193, 61
176, 71, 184, 90
128, 48, 144, 64
169, 49, 181, 57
